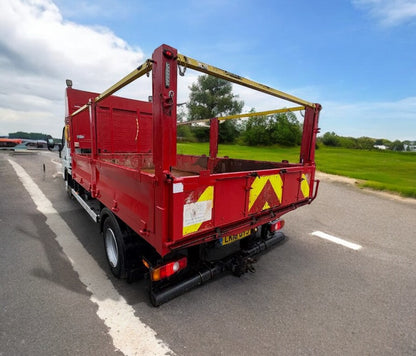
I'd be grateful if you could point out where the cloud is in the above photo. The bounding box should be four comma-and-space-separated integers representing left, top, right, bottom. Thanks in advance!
352, 0, 416, 26
0, 0, 303, 140
0, 0, 146, 137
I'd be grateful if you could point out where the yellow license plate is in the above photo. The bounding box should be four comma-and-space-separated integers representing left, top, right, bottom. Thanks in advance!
221, 229, 251, 246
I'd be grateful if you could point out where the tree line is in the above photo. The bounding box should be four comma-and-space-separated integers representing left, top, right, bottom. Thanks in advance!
8, 131, 53, 141
320, 131, 413, 151
177, 75, 302, 146
179, 75, 413, 151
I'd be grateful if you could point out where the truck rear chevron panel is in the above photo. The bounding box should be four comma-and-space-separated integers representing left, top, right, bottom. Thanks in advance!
300, 173, 310, 198
183, 186, 214, 236
249, 174, 283, 213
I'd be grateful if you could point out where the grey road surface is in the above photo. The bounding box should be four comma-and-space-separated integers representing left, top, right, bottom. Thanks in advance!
1, 151, 415, 356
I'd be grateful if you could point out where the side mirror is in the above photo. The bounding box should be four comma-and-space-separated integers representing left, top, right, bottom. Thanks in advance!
47, 138, 55, 151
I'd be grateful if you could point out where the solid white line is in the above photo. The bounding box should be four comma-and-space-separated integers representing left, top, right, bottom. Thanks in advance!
8, 159, 173, 356
311, 231, 362, 251
50, 158, 63, 178
51, 158, 62, 167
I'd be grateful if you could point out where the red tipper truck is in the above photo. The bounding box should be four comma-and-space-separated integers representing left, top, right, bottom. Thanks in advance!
61, 44, 321, 306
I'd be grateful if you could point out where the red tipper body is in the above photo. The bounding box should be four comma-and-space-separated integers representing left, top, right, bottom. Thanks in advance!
66, 44, 321, 258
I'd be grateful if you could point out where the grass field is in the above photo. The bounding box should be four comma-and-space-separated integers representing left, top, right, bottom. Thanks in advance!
177, 143, 416, 198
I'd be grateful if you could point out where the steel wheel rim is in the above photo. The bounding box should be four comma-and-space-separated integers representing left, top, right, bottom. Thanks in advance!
105, 228, 119, 267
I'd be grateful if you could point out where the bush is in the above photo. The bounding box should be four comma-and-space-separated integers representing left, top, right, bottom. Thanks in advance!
191, 126, 210, 142
243, 112, 302, 147
177, 124, 197, 142
322, 132, 340, 146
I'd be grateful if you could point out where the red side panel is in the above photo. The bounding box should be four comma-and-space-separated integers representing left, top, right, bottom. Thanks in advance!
138, 113, 153, 153
68, 88, 156, 243
96, 107, 112, 153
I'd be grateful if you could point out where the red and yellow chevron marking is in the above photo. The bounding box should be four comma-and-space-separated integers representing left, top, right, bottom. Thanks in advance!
300, 173, 310, 198
249, 174, 283, 213
183, 186, 214, 236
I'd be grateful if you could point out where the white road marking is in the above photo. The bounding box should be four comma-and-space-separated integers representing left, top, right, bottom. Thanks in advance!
311, 231, 362, 251
50, 158, 63, 178
51, 158, 62, 167
8, 159, 173, 356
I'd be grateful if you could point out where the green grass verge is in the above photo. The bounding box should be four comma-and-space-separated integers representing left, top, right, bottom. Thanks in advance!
177, 142, 301, 162
315, 147, 416, 198
177, 142, 416, 198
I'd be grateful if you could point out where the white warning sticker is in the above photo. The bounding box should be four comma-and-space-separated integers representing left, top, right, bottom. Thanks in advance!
183, 200, 213, 227
173, 182, 184, 194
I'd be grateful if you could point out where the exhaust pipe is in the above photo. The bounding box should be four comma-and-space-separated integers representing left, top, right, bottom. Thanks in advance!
150, 264, 223, 306
150, 231, 285, 306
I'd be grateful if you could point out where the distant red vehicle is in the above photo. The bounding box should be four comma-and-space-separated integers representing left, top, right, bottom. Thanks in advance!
0, 138, 23, 148
61, 44, 321, 305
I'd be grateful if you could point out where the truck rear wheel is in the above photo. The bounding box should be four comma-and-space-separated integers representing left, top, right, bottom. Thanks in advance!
103, 214, 127, 278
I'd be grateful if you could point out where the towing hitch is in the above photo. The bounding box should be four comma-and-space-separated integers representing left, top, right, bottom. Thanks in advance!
230, 256, 256, 276
149, 231, 285, 306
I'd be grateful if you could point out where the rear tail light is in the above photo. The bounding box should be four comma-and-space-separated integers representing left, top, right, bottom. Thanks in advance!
269, 219, 285, 233
150, 257, 187, 282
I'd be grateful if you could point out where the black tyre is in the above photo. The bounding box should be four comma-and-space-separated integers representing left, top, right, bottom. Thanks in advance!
103, 214, 127, 278
64, 170, 73, 199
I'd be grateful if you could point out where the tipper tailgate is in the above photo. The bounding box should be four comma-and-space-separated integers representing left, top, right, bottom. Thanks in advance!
169, 165, 315, 246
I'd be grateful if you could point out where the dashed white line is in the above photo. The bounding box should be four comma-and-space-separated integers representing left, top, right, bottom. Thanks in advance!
311, 231, 362, 251
8, 159, 173, 356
